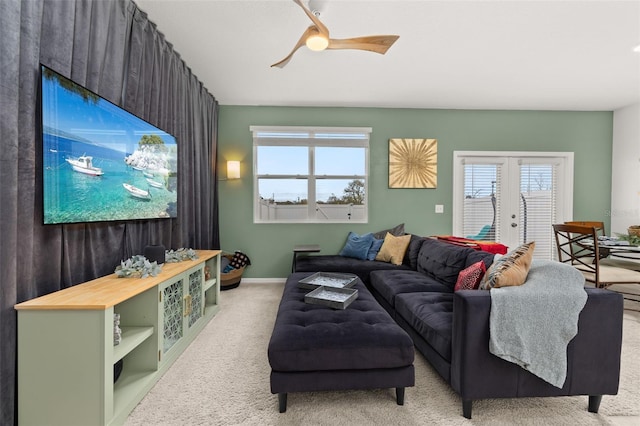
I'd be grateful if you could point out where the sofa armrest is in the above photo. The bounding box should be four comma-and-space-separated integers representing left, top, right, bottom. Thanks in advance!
451, 290, 512, 399
450, 288, 623, 400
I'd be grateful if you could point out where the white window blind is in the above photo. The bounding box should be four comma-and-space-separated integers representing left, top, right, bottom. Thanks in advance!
462, 162, 502, 241
519, 161, 558, 259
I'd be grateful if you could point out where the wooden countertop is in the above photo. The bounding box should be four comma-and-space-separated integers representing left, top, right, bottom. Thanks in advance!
15, 250, 220, 311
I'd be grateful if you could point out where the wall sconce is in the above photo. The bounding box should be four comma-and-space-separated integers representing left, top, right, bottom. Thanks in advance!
227, 160, 241, 180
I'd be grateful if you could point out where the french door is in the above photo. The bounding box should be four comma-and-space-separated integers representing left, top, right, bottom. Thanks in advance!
452, 152, 574, 260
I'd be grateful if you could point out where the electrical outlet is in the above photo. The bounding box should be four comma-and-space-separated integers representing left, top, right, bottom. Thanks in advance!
435, 204, 444, 213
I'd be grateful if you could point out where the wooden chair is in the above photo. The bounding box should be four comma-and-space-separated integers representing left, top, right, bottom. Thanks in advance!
553, 224, 640, 308
564, 221, 606, 237
564, 220, 640, 268
553, 224, 640, 286
563, 221, 614, 261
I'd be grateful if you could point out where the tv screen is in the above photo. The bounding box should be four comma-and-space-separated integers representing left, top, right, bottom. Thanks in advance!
40, 65, 178, 225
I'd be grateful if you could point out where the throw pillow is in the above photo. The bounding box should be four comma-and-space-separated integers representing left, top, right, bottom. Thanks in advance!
339, 232, 375, 260
481, 241, 535, 289
375, 233, 412, 265
454, 261, 486, 291
373, 223, 405, 240
229, 251, 251, 269
367, 237, 384, 261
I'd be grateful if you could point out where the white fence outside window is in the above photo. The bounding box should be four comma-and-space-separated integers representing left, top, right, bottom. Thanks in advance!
257, 198, 365, 221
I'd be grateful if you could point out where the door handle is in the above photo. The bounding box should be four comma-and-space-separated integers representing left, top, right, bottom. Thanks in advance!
183, 294, 192, 317
511, 223, 518, 228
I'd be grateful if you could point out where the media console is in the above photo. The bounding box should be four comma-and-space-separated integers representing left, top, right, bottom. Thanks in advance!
15, 249, 221, 426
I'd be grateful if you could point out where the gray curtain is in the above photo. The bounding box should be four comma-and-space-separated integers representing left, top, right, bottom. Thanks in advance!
0, 0, 219, 423
123, 7, 220, 252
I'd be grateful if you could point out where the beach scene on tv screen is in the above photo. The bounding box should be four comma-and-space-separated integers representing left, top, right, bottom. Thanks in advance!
41, 67, 178, 225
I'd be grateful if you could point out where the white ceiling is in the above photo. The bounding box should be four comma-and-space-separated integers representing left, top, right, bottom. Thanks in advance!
135, 0, 640, 111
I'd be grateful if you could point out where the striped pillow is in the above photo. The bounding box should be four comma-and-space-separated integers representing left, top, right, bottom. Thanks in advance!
481, 242, 535, 289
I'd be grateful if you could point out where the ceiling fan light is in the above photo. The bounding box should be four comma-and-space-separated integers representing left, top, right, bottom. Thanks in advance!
306, 34, 329, 51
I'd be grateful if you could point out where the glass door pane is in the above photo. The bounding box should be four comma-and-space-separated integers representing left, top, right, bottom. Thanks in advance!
519, 162, 557, 259
462, 164, 501, 241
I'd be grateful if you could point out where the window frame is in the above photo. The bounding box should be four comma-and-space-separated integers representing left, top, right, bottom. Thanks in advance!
251, 125, 371, 224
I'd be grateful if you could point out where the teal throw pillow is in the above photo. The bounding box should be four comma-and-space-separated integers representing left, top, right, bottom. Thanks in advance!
339, 232, 375, 260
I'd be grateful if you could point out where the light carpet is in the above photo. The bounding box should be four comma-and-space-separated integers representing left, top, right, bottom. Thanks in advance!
126, 281, 640, 426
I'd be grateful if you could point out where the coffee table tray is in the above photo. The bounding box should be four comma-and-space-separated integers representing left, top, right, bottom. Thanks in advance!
304, 286, 358, 310
298, 272, 358, 290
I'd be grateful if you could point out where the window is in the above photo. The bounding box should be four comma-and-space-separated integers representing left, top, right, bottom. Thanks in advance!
453, 152, 573, 260
251, 126, 370, 223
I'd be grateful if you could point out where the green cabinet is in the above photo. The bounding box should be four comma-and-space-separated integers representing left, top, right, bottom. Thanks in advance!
15, 250, 220, 426
159, 263, 210, 364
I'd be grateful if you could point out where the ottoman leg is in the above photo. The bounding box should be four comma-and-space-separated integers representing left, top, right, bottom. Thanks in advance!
278, 393, 288, 413
396, 387, 405, 405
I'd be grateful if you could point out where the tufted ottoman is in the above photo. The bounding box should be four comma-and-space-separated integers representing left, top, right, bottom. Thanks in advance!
268, 272, 415, 412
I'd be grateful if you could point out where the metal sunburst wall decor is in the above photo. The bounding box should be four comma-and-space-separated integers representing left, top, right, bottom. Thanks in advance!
388, 138, 438, 188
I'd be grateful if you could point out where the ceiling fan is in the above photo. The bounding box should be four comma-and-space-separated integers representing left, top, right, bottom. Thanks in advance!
271, 0, 399, 68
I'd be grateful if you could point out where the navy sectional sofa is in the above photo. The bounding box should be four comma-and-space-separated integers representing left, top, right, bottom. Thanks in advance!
294, 236, 624, 418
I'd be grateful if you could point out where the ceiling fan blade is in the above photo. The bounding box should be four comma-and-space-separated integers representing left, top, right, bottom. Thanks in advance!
271, 26, 317, 68
293, 0, 330, 37
327, 35, 400, 54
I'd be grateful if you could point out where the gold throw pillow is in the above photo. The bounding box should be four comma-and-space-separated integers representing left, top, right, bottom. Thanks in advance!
375, 233, 411, 265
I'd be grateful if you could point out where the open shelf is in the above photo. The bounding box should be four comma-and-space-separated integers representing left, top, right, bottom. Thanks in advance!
204, 278, 217, 292
112, 368, 156, 422
113, 326, 154, 363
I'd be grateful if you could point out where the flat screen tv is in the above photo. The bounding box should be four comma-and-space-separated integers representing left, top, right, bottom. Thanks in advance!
40, 64, 178, 225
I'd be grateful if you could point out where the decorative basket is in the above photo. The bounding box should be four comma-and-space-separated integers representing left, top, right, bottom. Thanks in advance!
628, 226, 640, 238
220, 251, 250, 290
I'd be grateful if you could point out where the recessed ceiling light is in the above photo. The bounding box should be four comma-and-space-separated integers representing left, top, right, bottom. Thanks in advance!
634, 44, 640, 53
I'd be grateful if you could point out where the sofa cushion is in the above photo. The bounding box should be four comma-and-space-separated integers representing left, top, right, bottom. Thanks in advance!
404, 234, 426, 270
339, 231, 374, 260
464, 249, 497, 270
395, 292, 454, 362
370, 269, 451, 308
376, 233, 412, 265
481, 241, 535, 289
454, 261, 486, 291
417, 238, 477, 289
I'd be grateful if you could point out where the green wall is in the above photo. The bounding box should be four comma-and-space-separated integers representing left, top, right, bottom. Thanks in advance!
217, 106, 613, 278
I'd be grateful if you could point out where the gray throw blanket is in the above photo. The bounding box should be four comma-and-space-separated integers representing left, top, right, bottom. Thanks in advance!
489, 259, 587, 388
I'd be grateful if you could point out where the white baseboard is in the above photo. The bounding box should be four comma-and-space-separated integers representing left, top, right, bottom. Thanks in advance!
240, 277, 287, 285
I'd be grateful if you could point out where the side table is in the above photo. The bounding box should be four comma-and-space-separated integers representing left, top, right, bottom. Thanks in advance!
292, 244, 321, 272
